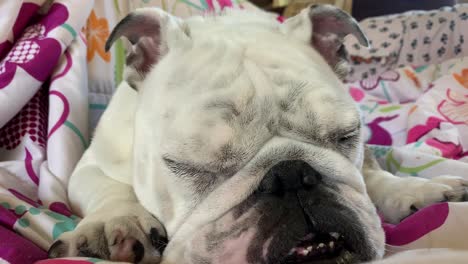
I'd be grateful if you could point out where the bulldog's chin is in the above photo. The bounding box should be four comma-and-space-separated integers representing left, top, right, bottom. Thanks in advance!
282, 232, 356, 264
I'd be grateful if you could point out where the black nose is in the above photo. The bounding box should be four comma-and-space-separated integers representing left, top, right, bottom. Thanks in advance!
257, 160, 322, 196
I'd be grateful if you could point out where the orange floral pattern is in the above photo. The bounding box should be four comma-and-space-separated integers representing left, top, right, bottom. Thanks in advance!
408, 105, 418, 115
453, 68, 468, 89
404, 69, 421, 89
85, 10, 110, 62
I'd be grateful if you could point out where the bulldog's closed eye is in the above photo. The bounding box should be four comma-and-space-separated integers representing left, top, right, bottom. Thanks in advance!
338, 130, 359, 143
163, 157, 214, 178
336, 123, 361, 144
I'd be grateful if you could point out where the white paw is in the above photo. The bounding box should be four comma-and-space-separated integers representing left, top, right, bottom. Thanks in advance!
377, 175, 468, 224
48, 207, 167, 263
430, 175, 468, 201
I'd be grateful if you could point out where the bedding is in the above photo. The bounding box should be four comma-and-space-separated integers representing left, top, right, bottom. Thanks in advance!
0, 1, 468, 264
345, 4, 468, 82
0, 0, 254, 263
351, 0, 456, 21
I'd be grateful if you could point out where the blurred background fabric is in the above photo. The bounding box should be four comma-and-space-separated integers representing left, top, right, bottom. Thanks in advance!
352, 0, 457, 20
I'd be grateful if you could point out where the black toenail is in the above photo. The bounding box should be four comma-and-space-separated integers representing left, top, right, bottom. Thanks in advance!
133, 240, 145, 263
77, 249, 102, 259
150, 228, 168, 252
48, 240, 65, 258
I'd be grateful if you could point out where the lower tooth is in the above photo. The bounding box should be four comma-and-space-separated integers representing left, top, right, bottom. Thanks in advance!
318, 243, 325, 248
306, 246, 313, 251
329, 241, 335, 248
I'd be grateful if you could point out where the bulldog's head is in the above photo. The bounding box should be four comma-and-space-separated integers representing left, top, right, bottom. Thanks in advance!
106, 5, 384, 264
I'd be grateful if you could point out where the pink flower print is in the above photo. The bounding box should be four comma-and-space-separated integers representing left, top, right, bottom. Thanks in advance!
349, 86, 365, 102
0, 41, 40, 71
383, 202, 449, 246
406, 116, 444, 144
0, 3, 69, 89
366, 115, 399, 145
0, 42, 13, 61
437, 89, 468, 125
359, 70, 400, 90
49, 202, 74, 217
426, 138, 468, 160
0, 87, 48, 150
0, 3, 40, 60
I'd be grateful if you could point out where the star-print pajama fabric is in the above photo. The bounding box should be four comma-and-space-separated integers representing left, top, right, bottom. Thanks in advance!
345, 4, 468, 82
0, 1, 468, 264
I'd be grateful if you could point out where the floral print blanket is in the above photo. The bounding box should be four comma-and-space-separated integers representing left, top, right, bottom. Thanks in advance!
350, 56, 468, 257
1, 1, 468, 264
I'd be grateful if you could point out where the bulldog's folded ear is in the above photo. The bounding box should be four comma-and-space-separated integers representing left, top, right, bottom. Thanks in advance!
282, 5, 369, 78
105, 8, 189, 89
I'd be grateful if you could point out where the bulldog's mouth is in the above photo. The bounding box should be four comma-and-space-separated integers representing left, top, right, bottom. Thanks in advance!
282, 232, 352, 264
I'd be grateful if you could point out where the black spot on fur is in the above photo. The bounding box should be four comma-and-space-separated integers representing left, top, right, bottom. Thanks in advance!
205, 100, 240, 122
218, 143, 241, 165
279, 100, 290, 111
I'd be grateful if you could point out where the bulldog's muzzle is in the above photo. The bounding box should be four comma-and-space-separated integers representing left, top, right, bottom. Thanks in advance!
253, 160, 375, 263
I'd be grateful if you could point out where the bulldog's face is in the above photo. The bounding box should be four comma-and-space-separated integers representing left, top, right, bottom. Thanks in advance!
106, 5, 384, 264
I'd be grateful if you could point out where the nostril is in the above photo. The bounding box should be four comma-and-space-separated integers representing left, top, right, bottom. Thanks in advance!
303, 174, 318, 186
258, 160, 323, 195
302, 166, 322, 188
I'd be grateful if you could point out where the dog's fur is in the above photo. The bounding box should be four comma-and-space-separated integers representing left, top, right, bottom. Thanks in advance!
48, 5, 468, 264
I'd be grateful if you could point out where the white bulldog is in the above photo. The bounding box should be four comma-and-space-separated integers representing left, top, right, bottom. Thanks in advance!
48, 5, 468, 264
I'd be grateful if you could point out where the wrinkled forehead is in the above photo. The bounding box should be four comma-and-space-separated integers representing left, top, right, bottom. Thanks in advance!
144, 28, 357, 119
153, 23, 344, 88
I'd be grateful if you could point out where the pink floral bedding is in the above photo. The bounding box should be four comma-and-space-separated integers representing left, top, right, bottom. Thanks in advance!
1, 1, 468, 264
350, 57, 468, 254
